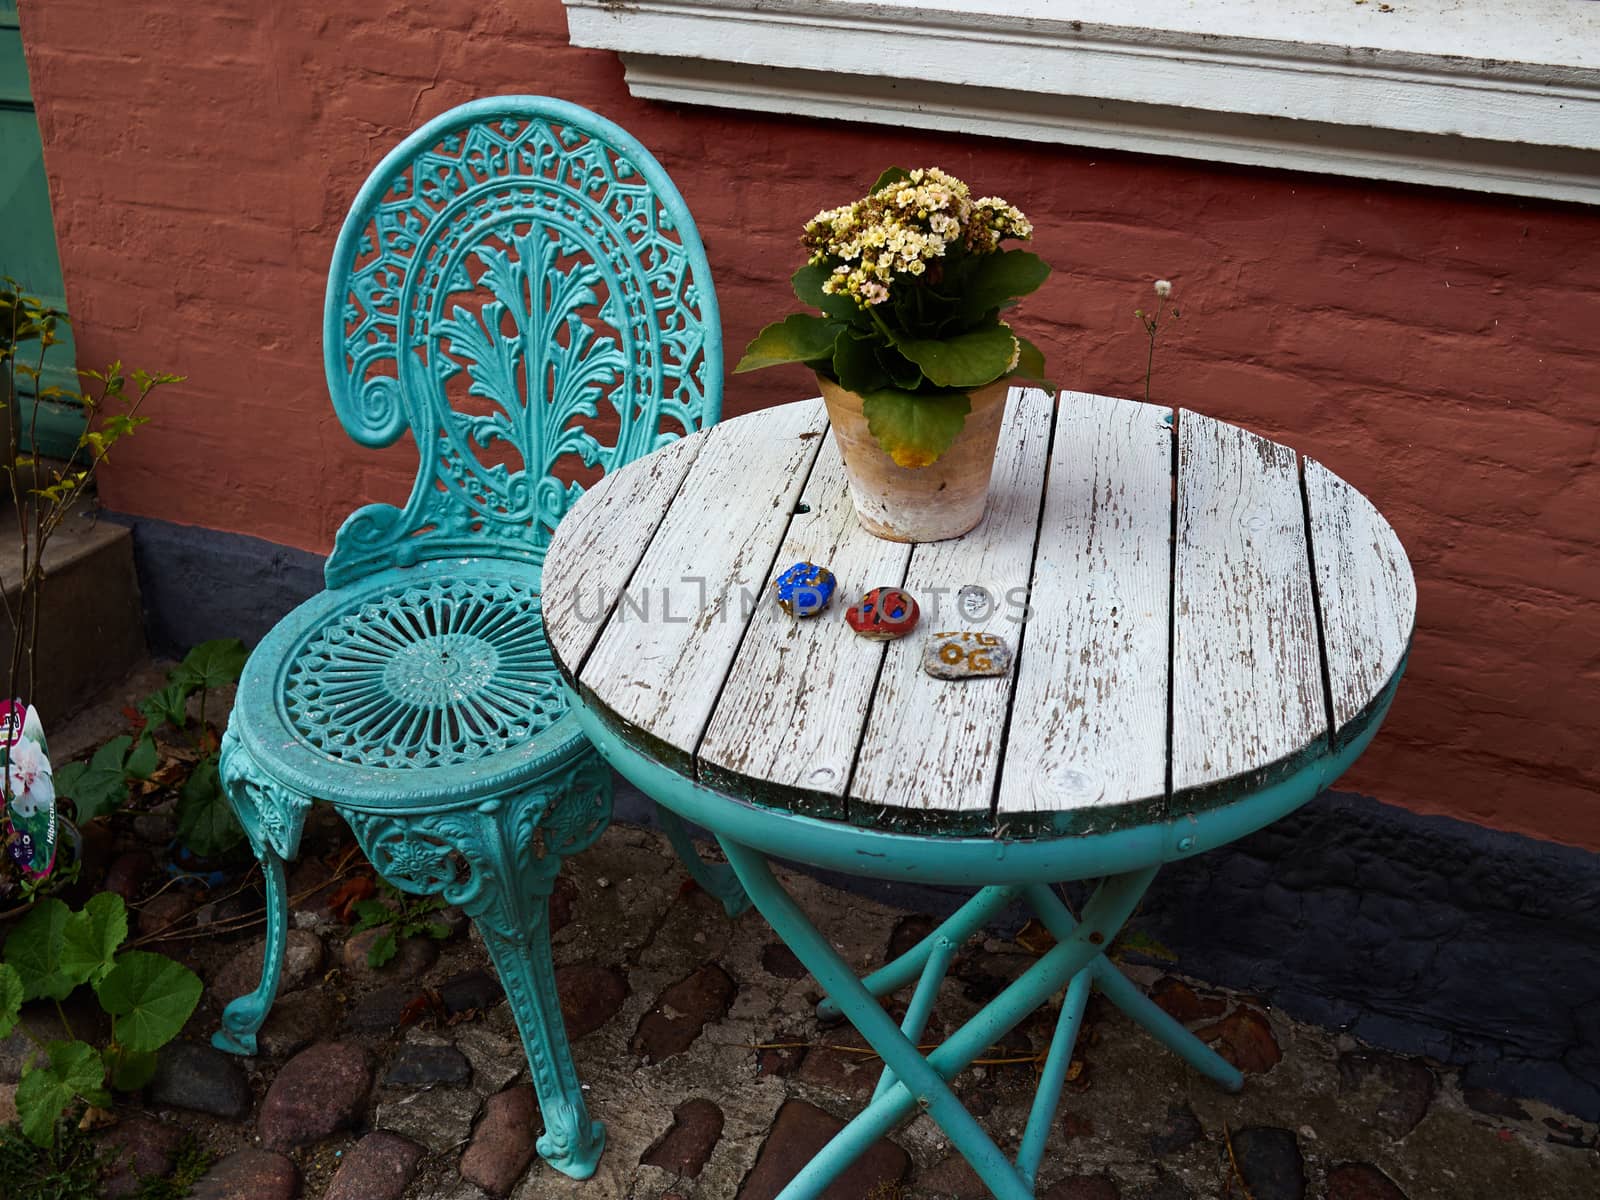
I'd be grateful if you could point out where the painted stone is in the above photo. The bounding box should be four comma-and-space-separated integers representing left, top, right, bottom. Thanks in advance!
957, 584, 995, 622
845, 588, 920, 641
921, 631, 1013, 680
773, 562, 837, 618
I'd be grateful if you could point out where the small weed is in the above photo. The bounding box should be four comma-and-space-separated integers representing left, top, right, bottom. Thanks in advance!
0, 1114, 104, 1200
131, 1133, 211, 1199
352, 878, 453, 968
1134, 278, 1180, 403
51, 638, 250, 859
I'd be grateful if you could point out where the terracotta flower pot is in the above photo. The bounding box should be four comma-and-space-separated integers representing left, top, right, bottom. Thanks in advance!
817, 374, 1011, 542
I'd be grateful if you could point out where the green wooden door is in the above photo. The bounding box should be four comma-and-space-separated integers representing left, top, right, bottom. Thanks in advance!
0, 0, 80, 458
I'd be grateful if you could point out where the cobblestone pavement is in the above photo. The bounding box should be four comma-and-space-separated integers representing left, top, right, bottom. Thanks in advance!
6, 813, 1597, 1200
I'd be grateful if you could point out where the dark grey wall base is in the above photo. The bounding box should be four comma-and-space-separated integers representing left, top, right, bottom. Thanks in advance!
620, 782, 1600, 1122
106, 514, 324, 656
121, 512, 1600, 1121
1140, 791, 1600, 1121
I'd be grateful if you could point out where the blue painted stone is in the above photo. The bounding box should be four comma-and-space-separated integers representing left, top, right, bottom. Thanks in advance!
773, 562, 837, 618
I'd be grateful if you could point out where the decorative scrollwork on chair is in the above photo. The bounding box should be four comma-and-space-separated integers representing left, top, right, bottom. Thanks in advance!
323, 100, 721, 589
218, 730, 311, 863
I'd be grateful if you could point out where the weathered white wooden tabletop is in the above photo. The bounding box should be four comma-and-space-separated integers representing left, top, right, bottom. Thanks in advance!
543, 391, 1415, 839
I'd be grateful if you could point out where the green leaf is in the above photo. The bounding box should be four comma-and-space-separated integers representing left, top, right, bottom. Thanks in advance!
734, 314, 840, 373
861, 388, 972, 469
790, 264, 858, 321
873, 342, 925, 391
1112, 929, 1178, 963
958, 250, 1051, 319
104, 1043, 159, 1092
5, 898, 75, 1001
0, 961, 23, 1039
351, 898, 393, 931
124, 733, 160, 781
60, 893, 128, 988
171, 638, 248, 691
16, 1040, 108, 1146
870, 166, 912, 193
94, 952, 203, 1053
175, 758, 245, 858
52, 734, 135, 822
894, 325, 1018, 390
1012, 336, 1055, 393
365, 930, 399, 969
832, 332, 893, 395
100, 413, 148, 440
139, 681, 194, 729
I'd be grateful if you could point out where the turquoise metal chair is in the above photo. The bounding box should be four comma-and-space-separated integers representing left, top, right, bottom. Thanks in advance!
211, 96, 723, 1179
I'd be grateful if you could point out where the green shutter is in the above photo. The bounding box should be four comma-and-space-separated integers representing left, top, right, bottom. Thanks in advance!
0, 0, 83, 459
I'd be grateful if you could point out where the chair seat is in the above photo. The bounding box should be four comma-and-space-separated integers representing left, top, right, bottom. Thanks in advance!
230, 557, 582, 809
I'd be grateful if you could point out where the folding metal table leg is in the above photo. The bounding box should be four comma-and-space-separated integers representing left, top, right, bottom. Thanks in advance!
719, 837, 1159, 1199
1016, 967, 1092, 1188
1021, 883, 1243, 1092
657, 806, 751, 916
816, 885, 1020, 1020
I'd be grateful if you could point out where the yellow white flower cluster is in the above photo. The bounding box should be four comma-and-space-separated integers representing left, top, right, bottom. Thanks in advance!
802, 168, 1033, 309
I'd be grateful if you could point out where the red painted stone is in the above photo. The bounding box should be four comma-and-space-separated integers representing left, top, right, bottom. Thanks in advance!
845, 587, 920, 640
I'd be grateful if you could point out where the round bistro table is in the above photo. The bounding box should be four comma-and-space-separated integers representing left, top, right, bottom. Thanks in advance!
541, 389, 1415, 1199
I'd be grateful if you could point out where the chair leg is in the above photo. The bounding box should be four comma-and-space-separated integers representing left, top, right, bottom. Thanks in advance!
476, 878, 604, 1178
658, 806, 751, 917
345, 754, 613, 1180
212, 731, 312, 1056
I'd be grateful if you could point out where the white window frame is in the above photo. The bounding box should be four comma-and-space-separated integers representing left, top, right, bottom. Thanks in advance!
562, 0, 1600, 205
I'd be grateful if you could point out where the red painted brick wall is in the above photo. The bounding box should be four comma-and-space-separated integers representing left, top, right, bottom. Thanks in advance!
19, 1, 1600, 850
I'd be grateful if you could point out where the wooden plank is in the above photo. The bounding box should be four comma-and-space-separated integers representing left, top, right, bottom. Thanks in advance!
1303, 457, 1416, 738
542, 432, 706, 679
1171, 410, 1327, 801
697, 433, 915, 818
995, 394, 1173, 836
578, 400, 829, 764
849, 387, 1055, 833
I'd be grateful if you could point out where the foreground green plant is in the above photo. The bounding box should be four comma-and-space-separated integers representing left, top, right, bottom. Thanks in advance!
737, 167, 1052, 467
52, 638, 248, 857
0, 893, 202, 1146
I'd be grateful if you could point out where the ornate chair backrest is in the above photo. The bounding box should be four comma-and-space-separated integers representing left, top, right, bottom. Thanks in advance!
322, 96, 722, 589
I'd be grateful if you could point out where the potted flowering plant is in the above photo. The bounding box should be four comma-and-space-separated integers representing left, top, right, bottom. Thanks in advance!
2, 701, 55, 883
737, 167, 1051, 541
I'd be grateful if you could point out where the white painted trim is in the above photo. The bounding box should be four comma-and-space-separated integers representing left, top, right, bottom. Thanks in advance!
563, 0, 1600, 205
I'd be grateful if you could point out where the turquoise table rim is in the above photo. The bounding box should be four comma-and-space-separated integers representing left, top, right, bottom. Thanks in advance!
562, 658, 1404, 888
